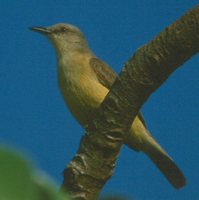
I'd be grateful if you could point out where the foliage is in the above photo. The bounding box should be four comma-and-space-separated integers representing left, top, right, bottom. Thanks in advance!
0, 147, 70, 200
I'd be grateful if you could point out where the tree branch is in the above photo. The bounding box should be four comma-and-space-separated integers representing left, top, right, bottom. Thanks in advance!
62, 6, 199, 200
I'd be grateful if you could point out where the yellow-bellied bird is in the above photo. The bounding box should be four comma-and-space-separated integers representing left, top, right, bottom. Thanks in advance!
30, 23, 186, 189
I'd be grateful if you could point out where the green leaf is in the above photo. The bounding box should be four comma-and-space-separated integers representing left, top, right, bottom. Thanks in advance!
0, 146, 70, 200
0, 147, 35, 200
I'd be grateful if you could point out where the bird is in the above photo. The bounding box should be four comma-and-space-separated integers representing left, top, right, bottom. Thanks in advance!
30, 23, 186, 189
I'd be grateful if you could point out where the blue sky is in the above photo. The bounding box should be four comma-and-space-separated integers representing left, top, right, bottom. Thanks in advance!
0, 1, 198, 199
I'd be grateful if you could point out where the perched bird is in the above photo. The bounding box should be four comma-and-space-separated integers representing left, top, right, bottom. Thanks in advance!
30, 23, 186, 188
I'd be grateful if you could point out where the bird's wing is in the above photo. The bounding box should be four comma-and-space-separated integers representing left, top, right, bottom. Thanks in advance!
90, 57, 147, 127
90, 57, 117, 89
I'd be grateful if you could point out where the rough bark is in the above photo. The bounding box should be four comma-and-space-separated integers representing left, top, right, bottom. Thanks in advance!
62, 6, 199, 200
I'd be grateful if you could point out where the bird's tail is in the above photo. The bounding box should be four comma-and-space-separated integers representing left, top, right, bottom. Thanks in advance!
126, 121, 186, 189
142, 132, 186, 189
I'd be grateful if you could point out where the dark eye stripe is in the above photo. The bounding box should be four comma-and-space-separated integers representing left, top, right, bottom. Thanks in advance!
61, 27, 67, 32
53, 27, 67, 34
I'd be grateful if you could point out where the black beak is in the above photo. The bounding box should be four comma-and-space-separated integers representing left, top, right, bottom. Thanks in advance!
29, 26, 51, 35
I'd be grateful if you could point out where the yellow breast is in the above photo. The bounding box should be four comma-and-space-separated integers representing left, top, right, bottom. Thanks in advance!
58, 52, 109, 126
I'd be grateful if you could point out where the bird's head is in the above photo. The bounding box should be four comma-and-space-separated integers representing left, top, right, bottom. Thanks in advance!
30, 23, 89, 55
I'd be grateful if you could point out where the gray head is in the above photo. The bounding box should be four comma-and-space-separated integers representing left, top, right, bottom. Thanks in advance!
30, 23, 90, 55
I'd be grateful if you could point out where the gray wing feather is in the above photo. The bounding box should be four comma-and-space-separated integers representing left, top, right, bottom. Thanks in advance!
90, 57, 117, 88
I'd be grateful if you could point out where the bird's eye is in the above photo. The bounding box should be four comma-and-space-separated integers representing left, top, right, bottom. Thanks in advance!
61, 27, 68, 32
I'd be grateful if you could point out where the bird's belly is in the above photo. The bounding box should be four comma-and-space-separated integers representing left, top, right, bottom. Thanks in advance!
59, 72, 109, 127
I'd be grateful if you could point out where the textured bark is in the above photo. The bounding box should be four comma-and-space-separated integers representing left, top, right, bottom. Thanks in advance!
62, 6, 199, 200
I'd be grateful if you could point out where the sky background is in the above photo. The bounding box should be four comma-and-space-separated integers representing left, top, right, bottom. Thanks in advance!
0, 1, 198, 200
